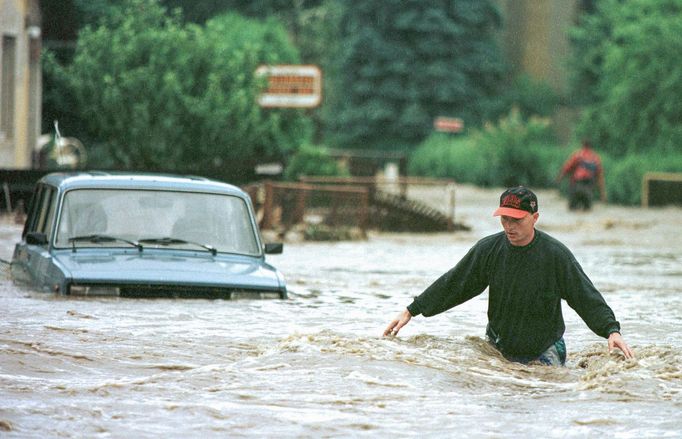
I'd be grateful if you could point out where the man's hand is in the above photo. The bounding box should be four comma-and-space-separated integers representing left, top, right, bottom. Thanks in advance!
608, 332, 635, 359
383, 308, 412, 337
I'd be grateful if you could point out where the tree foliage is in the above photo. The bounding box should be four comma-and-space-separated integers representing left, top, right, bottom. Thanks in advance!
496, 74, 560, 121
47, 0, 310, 178
163, 0, 343, 145
330, 0, 505, 151
159, 0, 323, 24
569, 0, 682, 156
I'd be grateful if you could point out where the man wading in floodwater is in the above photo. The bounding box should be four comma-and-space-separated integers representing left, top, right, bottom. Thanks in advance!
383, 186, 635, 365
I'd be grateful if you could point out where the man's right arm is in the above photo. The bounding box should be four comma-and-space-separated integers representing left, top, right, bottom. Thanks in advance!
408, 243, 490, 318
382, 240, 491, 336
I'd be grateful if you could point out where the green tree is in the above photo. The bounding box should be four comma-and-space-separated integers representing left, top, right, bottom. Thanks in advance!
330, 0, 505, 151
159, 0, 324, 25
495, 74, 560, 121
160, 0, 341, 144
569, 0, 682, 155
49, 0, 310, 178
566, 1, 610, 107
73, 0, 128, 25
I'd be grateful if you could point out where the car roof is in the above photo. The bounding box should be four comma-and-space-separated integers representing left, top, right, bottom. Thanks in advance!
38, 171, 248, 196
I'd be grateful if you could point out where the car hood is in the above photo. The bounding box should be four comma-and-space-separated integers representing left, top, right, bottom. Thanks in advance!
54, 251, 283, 290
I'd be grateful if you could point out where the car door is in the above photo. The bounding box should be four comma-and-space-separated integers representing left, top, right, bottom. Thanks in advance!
12, 183, 58, 290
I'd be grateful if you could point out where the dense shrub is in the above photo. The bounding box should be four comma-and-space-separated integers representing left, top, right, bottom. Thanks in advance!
409, 109, 564, 188
490, 74, 560, 122
605, 152, 682, 205
409, 134, 482, 183
284, 144, 349, 181
412, 121, 682, 205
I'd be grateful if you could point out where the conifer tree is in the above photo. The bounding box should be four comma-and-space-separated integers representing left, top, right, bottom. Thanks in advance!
330, 0, 505, 150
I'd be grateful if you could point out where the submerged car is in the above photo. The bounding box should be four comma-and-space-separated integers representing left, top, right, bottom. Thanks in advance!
11, 172, 287, 299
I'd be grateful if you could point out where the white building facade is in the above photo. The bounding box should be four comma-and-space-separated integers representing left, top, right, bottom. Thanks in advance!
0, 0, 42, 169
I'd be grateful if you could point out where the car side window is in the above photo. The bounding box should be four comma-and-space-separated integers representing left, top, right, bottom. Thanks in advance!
21, 184, 57, 243
22, 184, 45, 237
39, 188, 58, 240
34, 187, 56, 235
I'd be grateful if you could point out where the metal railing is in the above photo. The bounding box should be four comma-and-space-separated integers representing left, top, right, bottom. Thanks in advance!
243, 181, 370, 233
298, 176, 457, 224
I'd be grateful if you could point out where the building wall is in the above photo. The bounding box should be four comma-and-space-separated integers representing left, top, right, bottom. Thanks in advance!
496, 0, 581, 142
497, 0, 580, 93
0, 0, 42, 169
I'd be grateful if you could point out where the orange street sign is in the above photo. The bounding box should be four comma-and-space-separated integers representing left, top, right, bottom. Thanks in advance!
256, 65, 322, 108
434, 117, 464, 133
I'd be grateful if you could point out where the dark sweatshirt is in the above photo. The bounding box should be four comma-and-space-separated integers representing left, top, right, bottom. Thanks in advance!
407, 229, 620, 359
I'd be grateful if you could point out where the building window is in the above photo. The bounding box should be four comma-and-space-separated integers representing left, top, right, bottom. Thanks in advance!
1, 35, 17, 140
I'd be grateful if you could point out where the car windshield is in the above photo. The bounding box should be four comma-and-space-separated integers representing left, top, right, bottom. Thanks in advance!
54, 189, 260, 255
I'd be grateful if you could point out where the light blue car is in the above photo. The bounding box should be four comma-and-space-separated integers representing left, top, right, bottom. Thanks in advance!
11, 172, 287, 299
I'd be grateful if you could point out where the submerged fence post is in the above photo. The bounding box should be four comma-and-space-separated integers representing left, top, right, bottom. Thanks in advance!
2, 182, 12, 213
261, 181, 274, 229
359, 189, 369, 234
294, 187, 307, 225
447, 183, 456, 231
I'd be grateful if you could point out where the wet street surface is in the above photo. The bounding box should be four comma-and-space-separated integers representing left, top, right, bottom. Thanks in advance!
1, 185, 680, 438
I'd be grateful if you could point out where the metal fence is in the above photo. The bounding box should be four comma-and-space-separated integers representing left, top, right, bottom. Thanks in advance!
243, 181, 370, 232
298, 176, 457, 224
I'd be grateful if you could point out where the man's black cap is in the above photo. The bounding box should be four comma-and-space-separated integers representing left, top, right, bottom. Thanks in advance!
493, 186, 538, 218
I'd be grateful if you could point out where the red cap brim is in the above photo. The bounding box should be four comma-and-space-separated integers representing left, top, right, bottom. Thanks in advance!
493, 207, 529, 218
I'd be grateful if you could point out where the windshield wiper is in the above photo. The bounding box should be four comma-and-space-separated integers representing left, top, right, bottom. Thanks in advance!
138, 237, 217, 256
68, 234, 143, 252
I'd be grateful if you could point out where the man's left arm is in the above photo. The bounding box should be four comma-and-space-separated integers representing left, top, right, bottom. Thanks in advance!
561, 257, 635, 359
608, 331, 635, 359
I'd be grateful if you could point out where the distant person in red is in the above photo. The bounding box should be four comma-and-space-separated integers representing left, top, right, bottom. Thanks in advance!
556, 140, 606, 211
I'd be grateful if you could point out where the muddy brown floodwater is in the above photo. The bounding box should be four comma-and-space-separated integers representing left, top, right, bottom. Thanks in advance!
0, 185, 681, 438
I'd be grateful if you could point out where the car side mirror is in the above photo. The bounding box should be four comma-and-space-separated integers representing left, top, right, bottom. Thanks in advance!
264, 243, 283, 254
26, 232, 48, 246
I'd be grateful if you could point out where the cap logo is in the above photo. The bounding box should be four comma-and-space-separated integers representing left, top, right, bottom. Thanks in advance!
494, 186, 538, 217
502, 194, 522, 209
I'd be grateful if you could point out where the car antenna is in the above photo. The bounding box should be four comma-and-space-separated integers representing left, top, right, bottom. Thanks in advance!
54, 120, 62, 141
53, 120, 65, 166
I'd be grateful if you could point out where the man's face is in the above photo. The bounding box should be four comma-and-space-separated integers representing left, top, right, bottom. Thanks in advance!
500, 212, 539, 246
